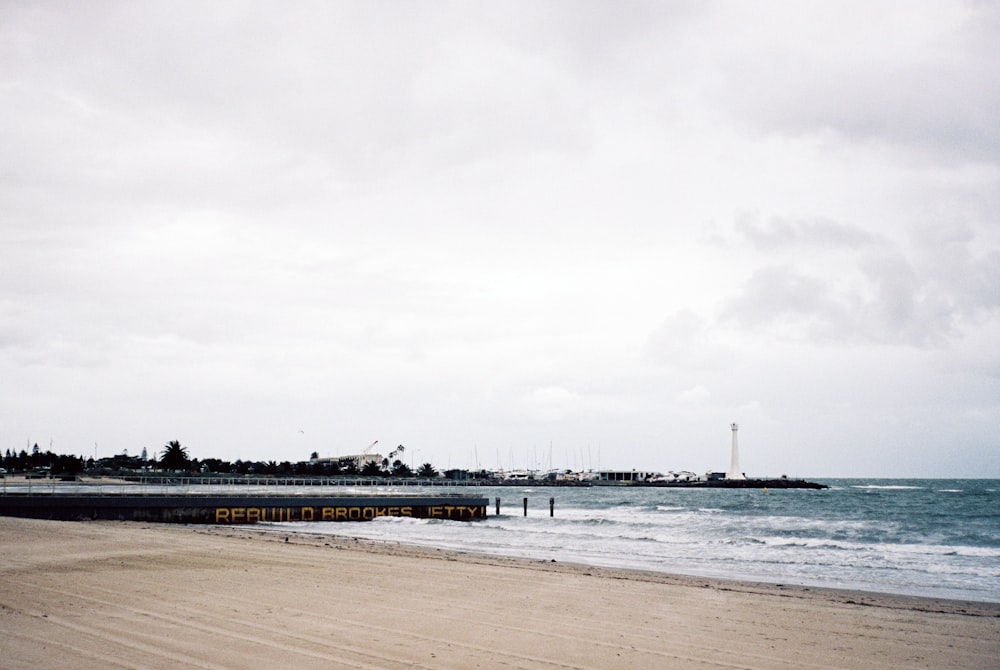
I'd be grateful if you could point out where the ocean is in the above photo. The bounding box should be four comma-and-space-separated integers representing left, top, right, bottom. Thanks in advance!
277, 479, 1000, 603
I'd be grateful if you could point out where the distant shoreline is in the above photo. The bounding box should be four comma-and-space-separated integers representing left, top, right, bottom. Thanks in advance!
631, 478, 828, 489
3, 473, 829, 488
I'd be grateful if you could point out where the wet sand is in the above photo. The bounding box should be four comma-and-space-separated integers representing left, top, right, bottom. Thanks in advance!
1, 516, 998, 669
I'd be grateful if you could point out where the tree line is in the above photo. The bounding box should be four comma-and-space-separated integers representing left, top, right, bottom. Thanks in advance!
1, 440, 455, 480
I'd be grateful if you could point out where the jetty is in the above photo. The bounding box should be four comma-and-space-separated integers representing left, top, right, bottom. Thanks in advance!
641, 478, 827, 489
0, 480, 489, 523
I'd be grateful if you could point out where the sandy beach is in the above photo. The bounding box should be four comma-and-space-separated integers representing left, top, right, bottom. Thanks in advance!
1, 517, 997, 669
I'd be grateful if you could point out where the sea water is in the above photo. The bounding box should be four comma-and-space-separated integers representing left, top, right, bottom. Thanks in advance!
278, 479, 1000, 603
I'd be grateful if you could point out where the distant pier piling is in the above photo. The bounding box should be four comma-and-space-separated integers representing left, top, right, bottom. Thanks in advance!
488, 496, 558, 518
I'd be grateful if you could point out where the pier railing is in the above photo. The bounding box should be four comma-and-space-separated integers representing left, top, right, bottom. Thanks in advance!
0, 475, 488, 497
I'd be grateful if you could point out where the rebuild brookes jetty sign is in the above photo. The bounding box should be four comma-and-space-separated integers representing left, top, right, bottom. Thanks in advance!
0, 494, 489, 524
214, 502, 485, 523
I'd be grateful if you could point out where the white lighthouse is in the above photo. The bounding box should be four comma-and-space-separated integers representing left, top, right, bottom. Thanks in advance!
727, 422, 745, 480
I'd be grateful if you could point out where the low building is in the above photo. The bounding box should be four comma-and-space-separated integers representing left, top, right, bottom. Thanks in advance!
594, 470, 659, 485
311, 453, 384, 471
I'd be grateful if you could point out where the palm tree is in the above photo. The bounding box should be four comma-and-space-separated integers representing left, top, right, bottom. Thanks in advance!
391, 461, 413, 478
361, 460, 384, 477
160, 440, 190, 471
417, 463, 438, 478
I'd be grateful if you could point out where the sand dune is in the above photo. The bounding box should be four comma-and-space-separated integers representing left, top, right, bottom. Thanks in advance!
1, 516, 997, 669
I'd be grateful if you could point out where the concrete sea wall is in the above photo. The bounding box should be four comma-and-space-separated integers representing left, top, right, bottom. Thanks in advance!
0, 494, 489, 523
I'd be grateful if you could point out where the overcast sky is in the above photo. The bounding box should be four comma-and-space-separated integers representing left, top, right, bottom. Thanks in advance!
2, 2, 998, 477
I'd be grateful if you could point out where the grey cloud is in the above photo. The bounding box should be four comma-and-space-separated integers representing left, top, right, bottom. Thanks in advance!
734, 213, 878, 250
725, 209, 999, 348
858, 252, 956, 347
908, 220, 1000, 318
712, 3, 1000, 166
968, 251, 1000, 312
644, 309, 735, 371
723, 266, 851, 339
724, 251, 977, 348
1, 2, 603, 212
0, 317, 35, 352
645, 309, 708, 363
